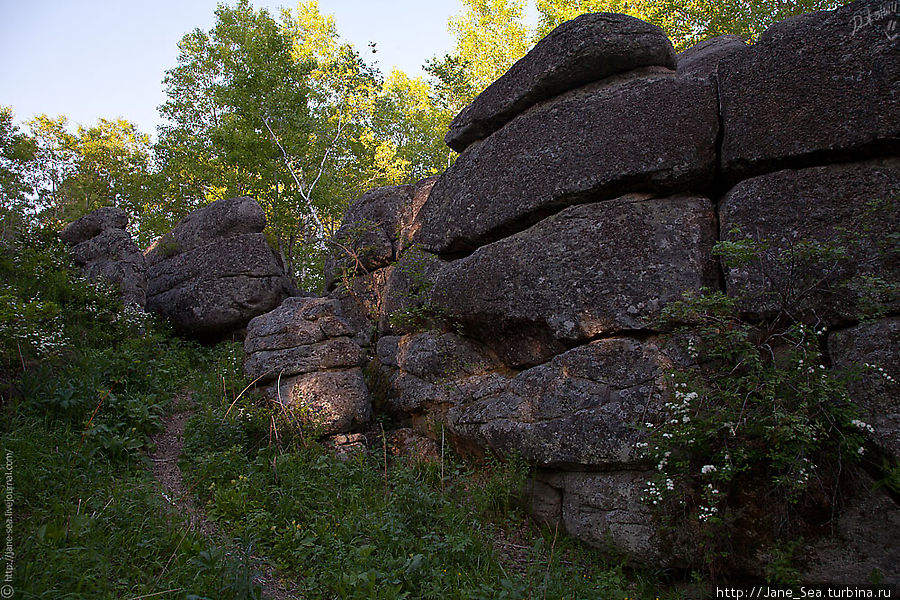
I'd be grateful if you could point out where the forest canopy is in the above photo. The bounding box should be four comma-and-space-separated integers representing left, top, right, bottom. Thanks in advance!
0, 0, 845, 290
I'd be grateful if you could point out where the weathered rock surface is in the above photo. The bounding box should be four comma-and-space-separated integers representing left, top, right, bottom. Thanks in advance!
327, 268, 391, 348
445, 13, 676, 152
61, 207, 147, 306
144, 196, 266, 266
272, 369, 372, 435
376, 332, 497, 414
244, 296, 372, 434
60, 206, 129, 245
418, 71, 718, 254
378, 250, 445, 336
324, 185, 413, 289
800, 473, 900, 586
676, 34, 747, 79
243, 296, 364, 382
829, 317, 900, 461
431, 194, 718, 367
533, 470, 663, 564
718, 0, 900, 180
448, 337, 679, 468
145, 197, 290, 338
325, 176, 440, 290
146, 233, 290, 337
719, 158, 900, 324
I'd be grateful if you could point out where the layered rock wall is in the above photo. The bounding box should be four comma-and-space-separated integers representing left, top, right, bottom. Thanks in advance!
244, 0, 899, 582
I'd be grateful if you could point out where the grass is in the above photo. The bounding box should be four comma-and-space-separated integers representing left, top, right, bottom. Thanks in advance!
0, 221, 681, 599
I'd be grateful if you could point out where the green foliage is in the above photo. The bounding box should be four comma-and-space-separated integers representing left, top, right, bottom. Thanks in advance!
644, 200, 896, 576
1, 209, 267, 597
388, 246, 445, 332
533, 0, 847, 51
0, 220, 125, 381
180, 420, 638, 599
6, 415, 263, 599
0, 106, 37, 211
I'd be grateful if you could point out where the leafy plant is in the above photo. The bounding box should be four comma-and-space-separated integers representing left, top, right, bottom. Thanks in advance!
643, 197, 898, 577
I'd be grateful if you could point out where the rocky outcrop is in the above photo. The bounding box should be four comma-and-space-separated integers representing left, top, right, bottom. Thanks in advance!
719, 158, 900, 324
829, 317, 900, 462
430, 194, 718, 367
532, 471, 664, 563
418, 71, 718, 254
242, 0, 900, 579
144, 196, 266, 265
375, 332, 497, 415
144, 197, 291, 338
448, 337, 684, 468
718, 0, 900, 181
445, 13, 676, 152
60, 207, 129, 245
60, 207, 146, 306
244, 296, 371, 434
800, 473, 900, 585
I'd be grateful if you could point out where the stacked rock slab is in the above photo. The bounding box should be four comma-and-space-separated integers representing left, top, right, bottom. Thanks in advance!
59, 207, 147, 307
258, 0, 899, 581
144, 197, 291, 339
418, 71, 719, 254
243, 296, 371, 434
719, 158, 900, 325
717, 1, 900, 182
444, 13, 676, 152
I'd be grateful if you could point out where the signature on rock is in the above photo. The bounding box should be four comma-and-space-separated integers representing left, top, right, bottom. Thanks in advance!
850, 0, 899, 41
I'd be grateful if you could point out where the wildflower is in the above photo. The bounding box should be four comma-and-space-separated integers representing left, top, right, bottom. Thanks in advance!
701, 464, 717, 475
850, 419, 875, 434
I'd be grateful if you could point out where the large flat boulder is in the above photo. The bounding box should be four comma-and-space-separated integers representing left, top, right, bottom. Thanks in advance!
718, 0, 900, 181
445, 13, 676, 152
144, 197, 291, 338
719, 158, 900, 325
448, 337, 680, 468
417, 71, 718, 254
430, 194, 718, 367
829, 317, 900, 462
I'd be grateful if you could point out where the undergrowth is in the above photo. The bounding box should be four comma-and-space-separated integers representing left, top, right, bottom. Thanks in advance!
0, 213, 675, 599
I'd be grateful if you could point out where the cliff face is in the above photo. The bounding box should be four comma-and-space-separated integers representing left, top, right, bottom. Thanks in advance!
239, 0, 898, 581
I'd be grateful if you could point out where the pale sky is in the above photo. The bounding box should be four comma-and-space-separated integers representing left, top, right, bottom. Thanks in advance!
0, 0, 474, 137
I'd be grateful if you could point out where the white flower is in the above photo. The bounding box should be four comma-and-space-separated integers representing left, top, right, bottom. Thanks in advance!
701, 464, 717, 475
850, 419, 875, 434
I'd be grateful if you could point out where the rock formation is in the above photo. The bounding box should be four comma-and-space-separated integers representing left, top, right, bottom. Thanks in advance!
243, 296, 371, 434
144, 196, 292, 339
240, 0, 898, 583
59, 206, 147, 307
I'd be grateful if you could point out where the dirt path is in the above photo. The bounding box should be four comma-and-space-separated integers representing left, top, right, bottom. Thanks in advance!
150, 407, 300, 600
